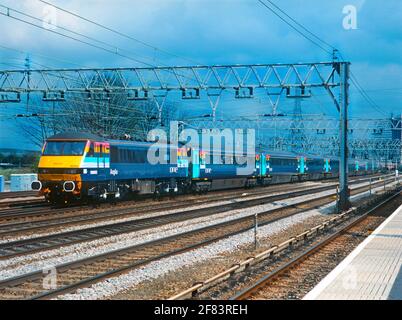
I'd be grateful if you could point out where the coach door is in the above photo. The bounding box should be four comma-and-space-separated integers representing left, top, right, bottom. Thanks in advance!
191, 149, 200, 179
260, 154, 267, 176
324, 159, 330, 173
298, 157, 306, 174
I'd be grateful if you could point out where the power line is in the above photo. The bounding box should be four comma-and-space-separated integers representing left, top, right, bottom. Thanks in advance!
256, 0, 332, 55
0, 43, 90, 68
0, 5, 200, 84
0, 4, 160, 68
0, 7, 157, 68
38, 0, 201, 65
256, 0, 390, 117
262, 0, 336, 52
337, 52, 388, 117
349, 75, 388, 116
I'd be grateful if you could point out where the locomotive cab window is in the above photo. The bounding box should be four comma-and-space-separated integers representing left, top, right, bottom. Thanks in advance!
43, 141, 86, 156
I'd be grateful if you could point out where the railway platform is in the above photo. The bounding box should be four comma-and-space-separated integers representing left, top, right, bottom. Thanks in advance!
304, 200, 402, 300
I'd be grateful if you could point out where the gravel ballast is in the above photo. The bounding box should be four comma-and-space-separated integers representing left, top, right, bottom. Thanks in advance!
55, 183, 397, 300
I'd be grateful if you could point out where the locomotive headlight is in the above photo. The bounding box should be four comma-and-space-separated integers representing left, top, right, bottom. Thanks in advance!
31, 181, 42, 191
63, 181, 75, 192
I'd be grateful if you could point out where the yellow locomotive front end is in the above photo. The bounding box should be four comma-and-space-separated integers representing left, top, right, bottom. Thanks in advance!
32, 133, 95, 204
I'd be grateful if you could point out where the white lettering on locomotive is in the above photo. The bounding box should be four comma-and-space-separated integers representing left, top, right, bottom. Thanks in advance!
110, 169, 119, 176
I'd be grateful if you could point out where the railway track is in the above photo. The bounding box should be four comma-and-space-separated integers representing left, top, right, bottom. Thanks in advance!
0, 179, 333, 223
0, 173, 386, 219
0, 177, 393, 259
0, 174, 389, 234
0, 182, 342, 233
230, 190, 402, 300
0, 191, 39, 200
0, 183, 341, 258
0, 180, 397, 299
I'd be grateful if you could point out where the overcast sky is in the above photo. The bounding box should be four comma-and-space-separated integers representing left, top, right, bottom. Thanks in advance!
0, 0, 401, 149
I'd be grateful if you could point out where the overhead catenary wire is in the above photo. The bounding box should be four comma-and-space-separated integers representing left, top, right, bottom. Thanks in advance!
256, 0, 389, 117
38, 0, 201, 66
337, 52, 388, 117
0, 43, 90, 68
349, 74, 388, 116
256, 0, 332, 55
261, 0, 336, 52
0, 5, 201, 85
0, 2, 393, 121
0, 7, 159, 68
0, 4, 161, 68
0, 1, 389, 119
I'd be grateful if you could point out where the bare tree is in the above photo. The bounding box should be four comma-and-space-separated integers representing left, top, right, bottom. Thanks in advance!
17, 73, 179, 145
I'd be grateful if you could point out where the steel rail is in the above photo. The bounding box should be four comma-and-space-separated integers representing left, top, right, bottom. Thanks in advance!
0, 174, 389, 233
230, 190, 401, 300
0, 183, 342, 258
167, 188, 401, 300
0, 181, 340, 229
0, 176, 394, 259
0, 173, 387, 221
0, 181, 397, 299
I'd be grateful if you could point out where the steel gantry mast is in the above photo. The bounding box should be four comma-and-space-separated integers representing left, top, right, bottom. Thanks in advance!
0, 61, 352, 210
338, 62, 350, 210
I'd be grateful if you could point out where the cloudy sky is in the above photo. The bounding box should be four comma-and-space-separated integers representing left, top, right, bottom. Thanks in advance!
0, 0, 401, 149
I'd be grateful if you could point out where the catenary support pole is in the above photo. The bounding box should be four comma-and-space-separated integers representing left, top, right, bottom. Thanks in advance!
338, 62, 351, 211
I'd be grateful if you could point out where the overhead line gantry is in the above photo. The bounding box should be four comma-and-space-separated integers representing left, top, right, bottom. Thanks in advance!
0, 61, 351, 210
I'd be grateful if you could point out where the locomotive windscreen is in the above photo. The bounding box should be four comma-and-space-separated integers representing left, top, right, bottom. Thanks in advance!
43, 141, 86, 156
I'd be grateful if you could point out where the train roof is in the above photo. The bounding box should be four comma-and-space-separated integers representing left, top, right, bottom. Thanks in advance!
47, 132, 104, 141
46, 133, 365, 162
108, 140, 181, 148
265, 150, 324, 159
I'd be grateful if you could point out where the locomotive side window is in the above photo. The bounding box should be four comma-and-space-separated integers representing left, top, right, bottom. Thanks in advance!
110, 146, 118, 162
133, 149, 148, 163
87, 142, 94, 156
128, 149, 134, 162
99, 144, 103, 158
119, 149, 123, 161
112, 147, 148, 163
